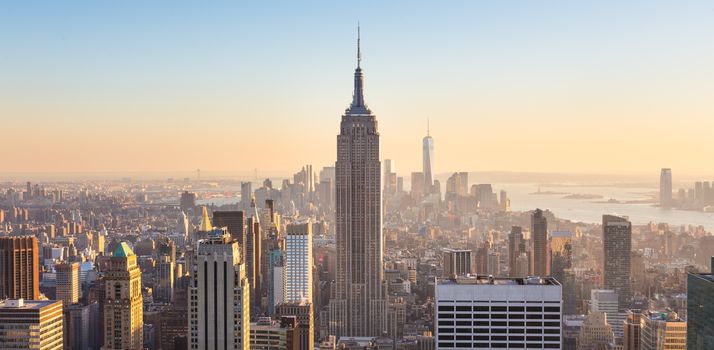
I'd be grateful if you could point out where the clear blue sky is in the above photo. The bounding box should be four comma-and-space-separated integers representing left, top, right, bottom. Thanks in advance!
1, 1, 713, 176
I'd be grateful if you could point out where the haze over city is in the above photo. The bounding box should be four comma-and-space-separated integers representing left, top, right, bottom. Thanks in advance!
2, 1, 713, 176
1, 2, 714, 350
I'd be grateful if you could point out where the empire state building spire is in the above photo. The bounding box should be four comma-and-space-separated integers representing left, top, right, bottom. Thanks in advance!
349, 24, 369, 114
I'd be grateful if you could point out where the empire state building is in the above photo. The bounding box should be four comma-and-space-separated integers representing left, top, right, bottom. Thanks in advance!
329, 27, 387, 337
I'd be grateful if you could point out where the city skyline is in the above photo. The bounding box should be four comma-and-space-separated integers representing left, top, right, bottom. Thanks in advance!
2, 1, 714, 175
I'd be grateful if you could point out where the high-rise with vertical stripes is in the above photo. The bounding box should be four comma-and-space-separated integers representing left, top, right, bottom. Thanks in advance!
329, 26, 387, 337
189, 228, 250, 350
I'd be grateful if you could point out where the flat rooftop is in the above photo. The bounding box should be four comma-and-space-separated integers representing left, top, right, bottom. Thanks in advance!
437, 275, 560, 286
0, 299, 60, 310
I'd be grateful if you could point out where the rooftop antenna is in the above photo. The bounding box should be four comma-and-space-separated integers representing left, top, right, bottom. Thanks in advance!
357, 22, 361, 68
427, 118, 430, 137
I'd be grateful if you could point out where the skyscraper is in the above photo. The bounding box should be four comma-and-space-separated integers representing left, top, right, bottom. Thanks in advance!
640, 310, 687, 350
442, 248, 472, 277
213, 210, 245, 245
0, 236, 39, 300
508, 226, 525, 277
603, 214, 632, 310
660, 168, 673, 208
531, 208, 549, 277
285, 221, 312, 302
56, 262, 79, 306
276, 301, 314, 350
104, 243, 143, 350
154, 255, 174, 303
188, 229, 250, 350
241, 182, 252, 210
330, 27, 387, 337
687, 257, 714, 350
623, 309, 642, 350
423, 121, 434, 192
245, 195, 262, 307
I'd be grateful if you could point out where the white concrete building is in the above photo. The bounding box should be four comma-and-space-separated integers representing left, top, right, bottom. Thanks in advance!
435, 275, 562, 349
285, 221, 312, 302
189, 229, 250, 350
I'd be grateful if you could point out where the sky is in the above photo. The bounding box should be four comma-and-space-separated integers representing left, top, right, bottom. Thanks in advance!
1, 1, 713, 179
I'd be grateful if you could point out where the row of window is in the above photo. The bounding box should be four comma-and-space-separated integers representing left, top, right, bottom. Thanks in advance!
439, 335, 560, 342
439, 306, 560, 312
439, 313, 561, 320
439, 327, 560, 334
438, 342, 560, 348
439, 321, 562, 328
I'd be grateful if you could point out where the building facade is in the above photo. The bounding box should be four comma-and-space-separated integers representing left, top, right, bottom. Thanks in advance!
0, 236, 40, 300
442, 248, 472, 277
686, 257, 714, 350
434, 276, 562, 349
285, 221, 312, 302
0, 299, 64, 350
56, 262, 80, 306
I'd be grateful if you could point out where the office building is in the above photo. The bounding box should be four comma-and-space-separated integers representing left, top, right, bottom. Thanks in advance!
640, 310, 686, 350
213, 210, 245, 244
603, 215, 632, 309
508, 226, 526, 277
590, 289, 626, 338
241, 182, 252, 210
442, 248, 472, 277
411, 172, 425, 199
0, 236, 40, 300
189, 228, 250, 350
286, 221, 312, 302
0, 299, 64, 350
660, 168, 673, 208
154, 255, 174, 303
532, 209, 549, 277
104, 242, 144, 350
577, 312, 614, 350
687, 257, 714, 350
329, 27, 387, 337
249, 316, 299, 350
245, 196, 262, 306
64, 303, 90, 350
56, 262, 79, 306
179, 191, 196, 212
434, 275, 562, 349
486, 251, 500, 276
423, 123, 434, 191
550, 231, 573, 282
623, 309, 641, 350
276, 301, 314, 350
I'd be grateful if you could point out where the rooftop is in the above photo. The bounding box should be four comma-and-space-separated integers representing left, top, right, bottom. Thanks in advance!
437, 275, 560, 286
113, 242, 135, 258
0, 299, 61, 310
